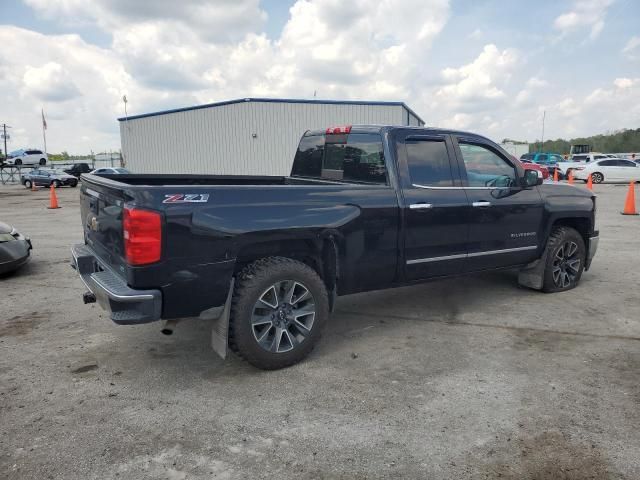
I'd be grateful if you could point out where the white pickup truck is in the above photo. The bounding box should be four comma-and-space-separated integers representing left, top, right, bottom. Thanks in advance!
557, 153, 618, 177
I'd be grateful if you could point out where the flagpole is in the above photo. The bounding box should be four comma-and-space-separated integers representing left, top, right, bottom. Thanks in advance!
41, 108, 47, 154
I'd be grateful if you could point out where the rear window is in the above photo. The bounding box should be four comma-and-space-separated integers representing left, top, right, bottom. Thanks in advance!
291, 133, 387, 184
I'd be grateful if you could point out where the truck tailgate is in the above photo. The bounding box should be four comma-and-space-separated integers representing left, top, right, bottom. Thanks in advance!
79, 177, 129, 277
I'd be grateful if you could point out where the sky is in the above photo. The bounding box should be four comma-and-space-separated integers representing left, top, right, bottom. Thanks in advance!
0, 0, 639, 154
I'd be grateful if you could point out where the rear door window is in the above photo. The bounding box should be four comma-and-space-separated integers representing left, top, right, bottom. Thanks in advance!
405, 139, 454, 187
598, 160, 616, 167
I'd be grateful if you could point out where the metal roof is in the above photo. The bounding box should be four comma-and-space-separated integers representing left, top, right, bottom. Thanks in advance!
117, 97, 425, 124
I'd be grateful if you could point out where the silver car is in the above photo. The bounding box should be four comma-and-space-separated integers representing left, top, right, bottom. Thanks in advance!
21, 168, 79, 188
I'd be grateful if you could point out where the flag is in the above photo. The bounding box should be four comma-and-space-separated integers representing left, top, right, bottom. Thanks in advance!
42, 108, 47, 130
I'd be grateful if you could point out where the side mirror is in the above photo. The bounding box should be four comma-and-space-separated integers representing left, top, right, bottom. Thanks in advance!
523, 169, 543, 187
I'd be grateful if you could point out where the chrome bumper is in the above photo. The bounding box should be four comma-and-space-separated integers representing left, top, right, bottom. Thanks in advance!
71, 243, 162, 324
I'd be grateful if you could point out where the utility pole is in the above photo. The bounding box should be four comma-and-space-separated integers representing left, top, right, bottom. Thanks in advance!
1, 123, 11, 161
540, 110, 546, 152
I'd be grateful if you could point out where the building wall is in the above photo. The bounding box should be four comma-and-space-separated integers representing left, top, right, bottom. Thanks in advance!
499, 142, 529, 159
121, 101, 418, 175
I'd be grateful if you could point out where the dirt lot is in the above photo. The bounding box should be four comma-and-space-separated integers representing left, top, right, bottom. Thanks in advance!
1, 182, 639, 479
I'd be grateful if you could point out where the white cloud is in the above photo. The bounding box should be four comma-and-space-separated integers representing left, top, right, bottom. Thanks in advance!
622, 36, 640, 59
553, 0, 614, 39
435, 45, 519, 105
22, 62, 81, 102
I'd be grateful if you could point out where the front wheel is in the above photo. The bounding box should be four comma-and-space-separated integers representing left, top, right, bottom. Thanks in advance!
14, 159, 22, 166
542, 227, 586, 292
39, 158, 46, 165
591, 172, 604, 183
51, 180, 61, 188
229, 257, 329, 370
70, 181, 78, 187
24, 180, 32, 189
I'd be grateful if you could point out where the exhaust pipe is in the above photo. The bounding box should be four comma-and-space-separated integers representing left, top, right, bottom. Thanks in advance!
161, 319, 179, 336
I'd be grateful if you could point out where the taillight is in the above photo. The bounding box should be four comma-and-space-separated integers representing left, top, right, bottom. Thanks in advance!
123, 207, 162, 265
326, 125, 352, 135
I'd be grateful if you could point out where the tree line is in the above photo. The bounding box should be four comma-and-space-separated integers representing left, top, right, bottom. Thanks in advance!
522, 128, 640, 154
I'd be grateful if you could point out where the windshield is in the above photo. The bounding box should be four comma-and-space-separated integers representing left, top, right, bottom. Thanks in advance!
291, 133, 387, 184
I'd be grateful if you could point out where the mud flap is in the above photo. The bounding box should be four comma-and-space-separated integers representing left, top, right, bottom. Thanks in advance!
210, 278, 234, 360
517, 248, 549, 291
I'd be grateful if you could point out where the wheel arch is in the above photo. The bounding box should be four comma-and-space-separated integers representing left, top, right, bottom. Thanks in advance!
233, 234, 341, 306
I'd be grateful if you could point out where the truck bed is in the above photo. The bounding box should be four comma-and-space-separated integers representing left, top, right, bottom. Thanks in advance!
85, 173, 328, 187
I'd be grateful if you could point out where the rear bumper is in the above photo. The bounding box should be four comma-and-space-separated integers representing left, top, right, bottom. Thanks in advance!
586, 232, 599, 270
71, 243, 162, 325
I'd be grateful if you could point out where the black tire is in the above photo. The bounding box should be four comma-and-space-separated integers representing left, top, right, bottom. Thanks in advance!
39, 158, 46, 165
542, 227, 586, 293
24, 180, 32, 189
15, 159, 22, 165
591, 172, 604, 183
70, 181, 78, 188
229, 256, 329, 370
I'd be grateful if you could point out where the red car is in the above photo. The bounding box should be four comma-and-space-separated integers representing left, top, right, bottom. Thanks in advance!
517, 158, 549, 180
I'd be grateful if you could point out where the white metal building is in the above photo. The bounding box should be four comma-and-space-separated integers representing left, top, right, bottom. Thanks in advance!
119, 98, 424, 175
499, 141, 530, 159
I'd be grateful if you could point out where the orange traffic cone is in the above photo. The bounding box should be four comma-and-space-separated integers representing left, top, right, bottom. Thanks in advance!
621, 182, 638, 215
553, 169, 558, 182
568, 170, 574, 185
47, 183, 61, 209
586, 174, 593, 191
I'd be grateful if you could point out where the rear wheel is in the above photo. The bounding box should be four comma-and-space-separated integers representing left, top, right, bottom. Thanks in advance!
15, 159, 22, 166
70, 180, 78, 187
591, 172, 604, 183
39, 158, 46, 165
229, 257, 329, 370
542, 227, 586, 292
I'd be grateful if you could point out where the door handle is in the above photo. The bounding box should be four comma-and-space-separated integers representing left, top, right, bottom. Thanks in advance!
472, 201, 491, 207
410, 203, 433, 210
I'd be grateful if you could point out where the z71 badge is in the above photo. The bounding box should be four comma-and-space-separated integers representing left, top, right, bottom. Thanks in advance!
163, 194, 210, 204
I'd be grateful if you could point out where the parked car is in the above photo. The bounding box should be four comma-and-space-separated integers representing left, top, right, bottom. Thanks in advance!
21, 168, 78, 188
5, 149, 48, 166
71, 125, 598, 370
520, 153, 564, 179
0, 221, 32, 275
64, 163, 92, 177
91, 167, 131, 175
559, 153, 618, 177
519, 159, 550, 180
573, 158, 640, 183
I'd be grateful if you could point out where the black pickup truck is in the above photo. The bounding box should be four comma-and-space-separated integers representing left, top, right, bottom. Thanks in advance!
71, 125, 599, 369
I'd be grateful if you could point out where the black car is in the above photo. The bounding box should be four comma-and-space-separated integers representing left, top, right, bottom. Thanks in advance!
0, 221, 32, 274
64, 163, 92, 177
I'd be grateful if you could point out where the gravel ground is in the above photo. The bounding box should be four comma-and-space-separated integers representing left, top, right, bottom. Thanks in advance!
1, 182, 639, 479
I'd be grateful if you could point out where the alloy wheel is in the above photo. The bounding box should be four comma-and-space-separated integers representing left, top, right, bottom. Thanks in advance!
552, 241, 581, 288
251, 280, 316, 353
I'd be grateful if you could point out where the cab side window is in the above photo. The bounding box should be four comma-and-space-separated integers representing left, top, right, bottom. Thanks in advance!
459, 143, 517, 188
405, 139, 454, 187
